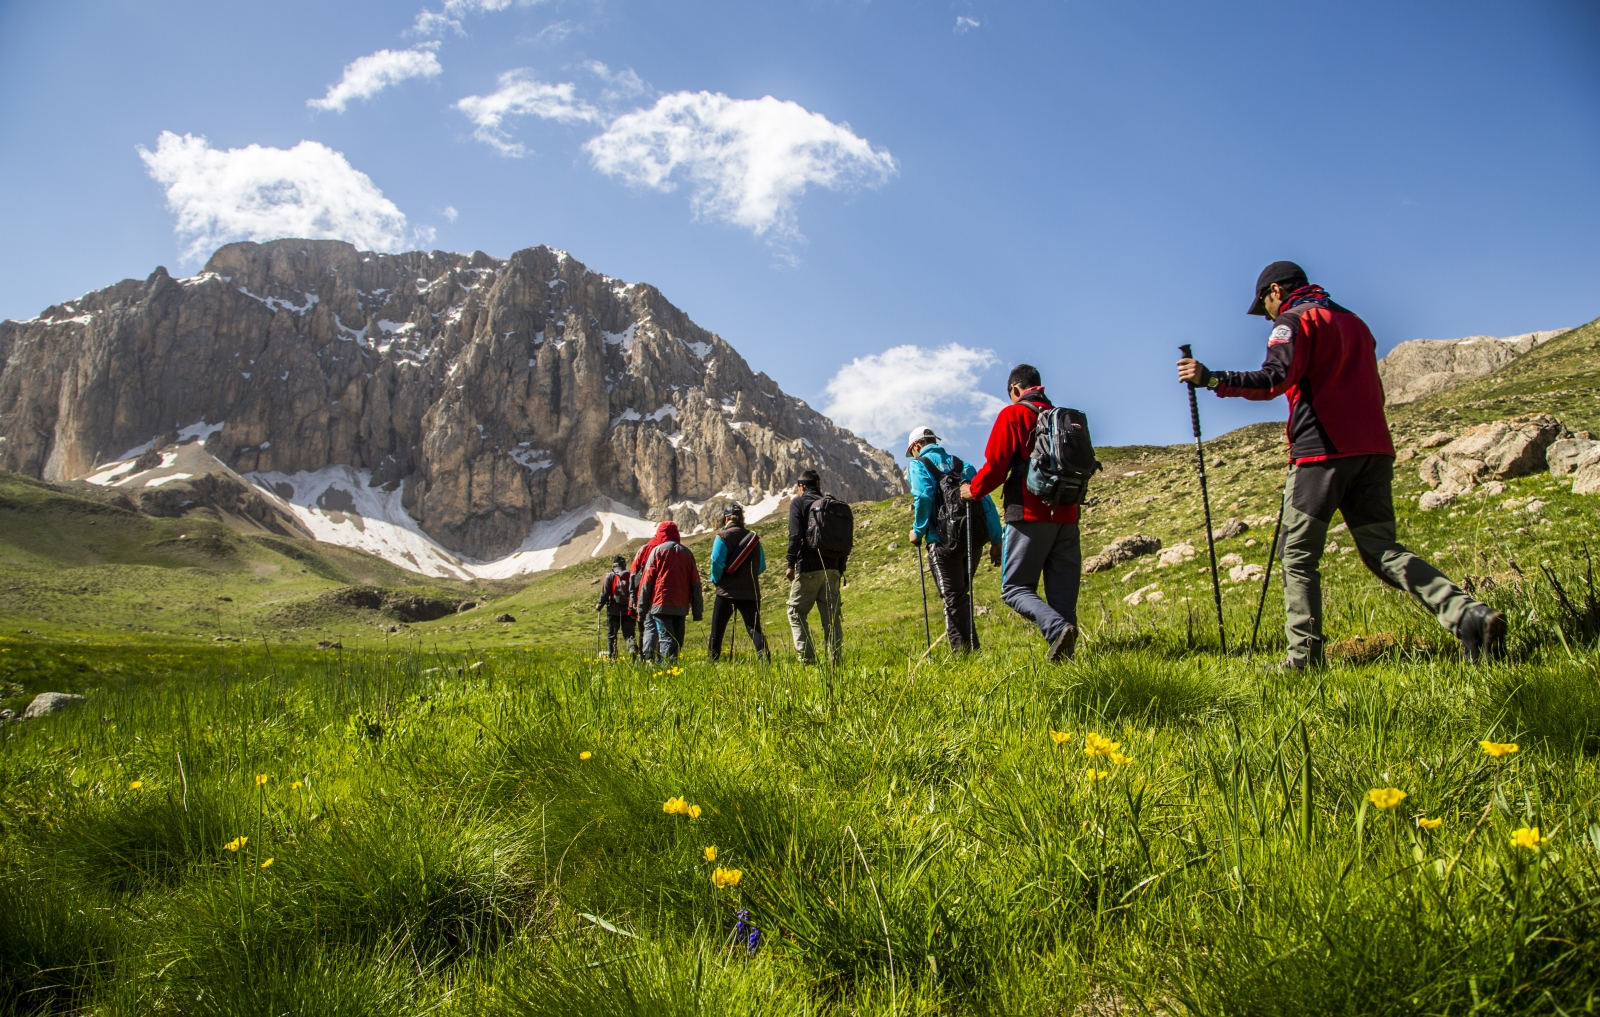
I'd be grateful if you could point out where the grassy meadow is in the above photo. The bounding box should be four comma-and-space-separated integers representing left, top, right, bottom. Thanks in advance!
3, 317, 1600, 1014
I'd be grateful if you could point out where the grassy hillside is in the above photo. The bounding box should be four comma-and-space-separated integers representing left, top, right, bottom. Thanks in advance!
3, 320, 1600, 1015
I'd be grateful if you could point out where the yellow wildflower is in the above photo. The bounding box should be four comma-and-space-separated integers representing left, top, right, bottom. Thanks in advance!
224, 836, 248, 852
1511, 827, 1542, 851
1367, 788, 1407, 811
1109, 752, 1132, 766
128, 780, 143, 790
1083, 733, 1121, 758
1480, 741, 1519, 759
663, 796, 688, 815
712, 867, 742, 888
579, 751, 593, 760
703, 846, 718, 862
1086, 767, 1109, 782
255, 774, 268, 786
291, 781, 303, 790
687, 804, 702, 820
1049, 730, 1072, 745
260, 857, 274, 869
1417, 817, 1443, 831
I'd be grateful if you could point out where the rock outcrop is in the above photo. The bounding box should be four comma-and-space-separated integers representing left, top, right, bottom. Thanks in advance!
1418, 414, 1566, 496
1377, 329, 1570, 406
1083, 534, 1161, 574
0, 240, 903, 570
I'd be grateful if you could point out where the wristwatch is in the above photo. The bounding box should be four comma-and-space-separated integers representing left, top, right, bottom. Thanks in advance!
1205, 373, 1220, 390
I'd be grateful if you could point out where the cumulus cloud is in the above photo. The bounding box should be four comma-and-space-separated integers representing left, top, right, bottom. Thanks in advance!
822, 344, 1006, 452
456, 72, 601, 156
954, 15, 980, 33
411, 0, 517, 37
585, 91, 897, 238
583, 61, 649, 104
137, 132, 431, 263
308, 47, 442, 113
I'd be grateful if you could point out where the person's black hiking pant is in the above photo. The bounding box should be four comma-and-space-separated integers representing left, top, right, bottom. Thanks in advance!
651, 611, 688, 662
928, 542, 980, 652
708, 596, 768, 661
606, 614, 636, 658
1280, 454, 1480, 666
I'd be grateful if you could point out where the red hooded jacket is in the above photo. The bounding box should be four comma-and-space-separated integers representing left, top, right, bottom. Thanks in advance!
636, 521, 704, 618
968, 388, 1080, 525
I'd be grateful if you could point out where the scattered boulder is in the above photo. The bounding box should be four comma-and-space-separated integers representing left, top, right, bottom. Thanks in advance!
1574, 451, 1600, 496
1229, 563, 1266, 583
1478, 480, 1507, 496
494, 613, 516, 623
1157, 543, 1197, 568
1395, 447, 1418, 462
1418, 491, 1457, 511
1212, 517, 1248, 541
1549, 439, 1600, 477
316, 640, 343, 650
384, 596, 455, 623
457, 602, 477, 613
1083, 534, 1162, 574
1420, 431, 1454, 448
1419, 414, 1565, 494
1219, 553, 1244, 567
23, 692, 86, 719
1124, 584, 1163, 606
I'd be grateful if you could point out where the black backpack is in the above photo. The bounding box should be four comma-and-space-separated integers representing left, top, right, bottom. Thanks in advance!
917, 455, 989, 555
805, 494, 855, 559
1021, 401, 1102, 507
607, 571, 631, 611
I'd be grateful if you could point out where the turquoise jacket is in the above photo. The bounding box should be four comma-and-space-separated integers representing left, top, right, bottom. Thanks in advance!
709, 534, 766, 584
908, 444, 1003, 545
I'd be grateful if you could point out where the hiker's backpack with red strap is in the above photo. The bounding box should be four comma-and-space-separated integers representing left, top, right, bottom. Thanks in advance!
606, 572, 632, 612
917, 454, 989, 554
1022, 401, 1102, 506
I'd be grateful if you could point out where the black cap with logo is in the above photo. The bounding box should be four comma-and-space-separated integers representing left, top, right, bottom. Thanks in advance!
1247, 261, 1308, 316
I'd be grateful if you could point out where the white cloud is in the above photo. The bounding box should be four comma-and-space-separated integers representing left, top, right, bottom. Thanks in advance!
456, 72, 601, 156
822, 344, 1006, 452
308, 47, 442, 113
585, 91, 897, 238
583, 61, 649, 104
442, 204, 459, 221
412, 0, 517, 37
954, 15, 980, 33
137, 132, 431, 263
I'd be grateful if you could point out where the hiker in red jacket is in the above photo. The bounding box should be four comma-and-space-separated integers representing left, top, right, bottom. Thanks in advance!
960, 364, 1082, 663
1177, 260, 1506, 667
631, 520, 678, 661
636, 520, 703, 662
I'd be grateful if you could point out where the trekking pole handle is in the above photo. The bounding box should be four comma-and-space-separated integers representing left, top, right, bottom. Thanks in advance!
1179, 344, 1202, 440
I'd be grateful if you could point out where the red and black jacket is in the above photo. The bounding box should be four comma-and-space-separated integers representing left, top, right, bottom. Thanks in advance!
969, 388, 1079, 525
1212, 292, 1395, 463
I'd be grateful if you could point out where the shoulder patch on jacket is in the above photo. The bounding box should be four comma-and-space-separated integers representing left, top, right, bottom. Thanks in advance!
1267, 324, 1293, 347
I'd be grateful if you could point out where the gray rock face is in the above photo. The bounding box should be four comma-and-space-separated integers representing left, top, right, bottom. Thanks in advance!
1571, 448, 1600, 497
0, 240, 904, 561
22, 692, 86, 719
1377, 329, 1570, 406
1083, 533, 1162, 574
1548, 438, 1600, 478
1419, 414, 1566, 495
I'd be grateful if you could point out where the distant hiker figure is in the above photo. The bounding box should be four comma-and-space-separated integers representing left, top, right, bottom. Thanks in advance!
708, 504, 770, 662
906, 426, 1002, 653
595, 555, 637, 658
962, 365, 1093, 663
1176, 260, 1506, 667
786, 469, 853, 664
635, 520, 703, 662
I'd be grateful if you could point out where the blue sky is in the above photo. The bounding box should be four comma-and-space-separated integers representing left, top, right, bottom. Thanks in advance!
1, 0, 1596, 460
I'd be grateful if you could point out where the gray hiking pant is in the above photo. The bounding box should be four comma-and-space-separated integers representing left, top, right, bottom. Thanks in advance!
787, 569, 842, 664
1281, 455, 1479, 665
1001, 521, 1081, 645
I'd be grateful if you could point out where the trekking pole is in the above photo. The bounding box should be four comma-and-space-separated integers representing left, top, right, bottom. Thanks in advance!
1249, 481, 1287, 655
915, 542, 932, 651
1179, 344, 1227, 654
965, 500, 976, 652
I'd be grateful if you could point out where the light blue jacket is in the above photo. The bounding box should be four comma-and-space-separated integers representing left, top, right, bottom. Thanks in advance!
908, 443, 1002, 545
709, 534, 766, 584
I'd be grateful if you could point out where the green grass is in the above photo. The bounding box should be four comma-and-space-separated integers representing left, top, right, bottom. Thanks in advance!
4, 315, 1600, 1014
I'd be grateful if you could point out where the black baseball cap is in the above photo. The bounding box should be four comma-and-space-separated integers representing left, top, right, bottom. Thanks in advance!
1247, 261, 1308, 316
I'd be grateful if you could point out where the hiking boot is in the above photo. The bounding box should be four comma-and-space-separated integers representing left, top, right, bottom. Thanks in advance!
1459, 604, 1507, 662
1048, 623, 1078, 663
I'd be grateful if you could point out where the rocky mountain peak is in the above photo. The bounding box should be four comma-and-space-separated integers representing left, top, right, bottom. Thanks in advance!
0, 239, 903, 574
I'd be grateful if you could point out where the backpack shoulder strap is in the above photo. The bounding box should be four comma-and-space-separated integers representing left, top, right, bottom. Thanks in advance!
727, 531, 761, 574
915, 454, 946, 479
